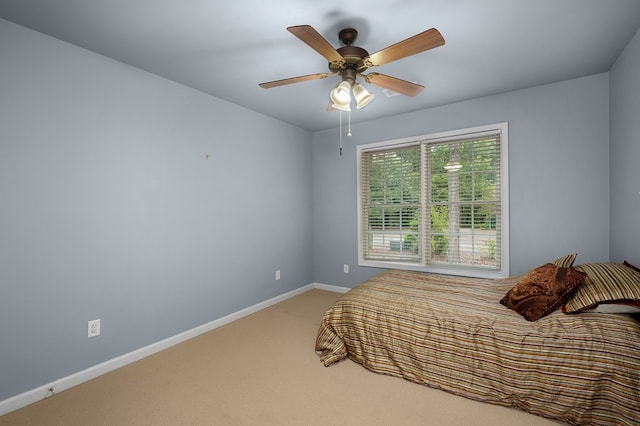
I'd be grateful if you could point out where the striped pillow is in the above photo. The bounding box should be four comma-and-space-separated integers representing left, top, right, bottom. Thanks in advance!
563, 262, 640, 313
552, 253, 577, 268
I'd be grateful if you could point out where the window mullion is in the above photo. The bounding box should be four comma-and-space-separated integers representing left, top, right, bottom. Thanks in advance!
421, 142, 430, 265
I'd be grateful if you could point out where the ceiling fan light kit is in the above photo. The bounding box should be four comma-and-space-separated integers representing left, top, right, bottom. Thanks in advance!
259, 24, 445, 153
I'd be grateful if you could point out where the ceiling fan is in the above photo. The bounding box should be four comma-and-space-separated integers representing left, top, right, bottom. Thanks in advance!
259, 25, 445, 109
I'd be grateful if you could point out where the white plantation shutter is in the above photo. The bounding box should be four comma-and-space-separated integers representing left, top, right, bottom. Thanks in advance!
358, 123, 509, 278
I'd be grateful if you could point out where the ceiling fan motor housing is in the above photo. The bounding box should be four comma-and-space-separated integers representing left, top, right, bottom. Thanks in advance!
330, 28, 370, 81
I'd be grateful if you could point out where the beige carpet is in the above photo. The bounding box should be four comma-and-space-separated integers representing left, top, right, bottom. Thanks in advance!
1, 289, 562, 425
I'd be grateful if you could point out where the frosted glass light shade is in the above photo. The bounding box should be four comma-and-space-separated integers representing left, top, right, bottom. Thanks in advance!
330, 81, 352, 110
353, 83, 375, 109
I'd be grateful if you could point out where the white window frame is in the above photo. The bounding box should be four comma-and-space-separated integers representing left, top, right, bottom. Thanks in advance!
357, 122, 509, 279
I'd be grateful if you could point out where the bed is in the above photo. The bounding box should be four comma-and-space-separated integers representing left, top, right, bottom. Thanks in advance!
315, 266, 640, 426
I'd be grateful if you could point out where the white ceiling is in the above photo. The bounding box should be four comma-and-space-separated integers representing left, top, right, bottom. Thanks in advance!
1, 0, 639, 132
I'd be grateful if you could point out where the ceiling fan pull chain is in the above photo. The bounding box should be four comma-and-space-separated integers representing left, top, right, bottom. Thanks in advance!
347, 110, 352, 138
339, 110, 343, 156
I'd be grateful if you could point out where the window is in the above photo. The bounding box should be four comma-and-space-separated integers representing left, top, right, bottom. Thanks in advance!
357, 123, 509, 278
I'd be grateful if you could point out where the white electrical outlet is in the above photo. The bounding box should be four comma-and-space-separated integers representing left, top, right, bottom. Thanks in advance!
344, 264, 349, 273
275, 270, 281, 280
88, 319, 101, 338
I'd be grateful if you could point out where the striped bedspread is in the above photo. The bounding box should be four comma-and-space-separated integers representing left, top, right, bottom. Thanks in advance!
315, 269, 640, 425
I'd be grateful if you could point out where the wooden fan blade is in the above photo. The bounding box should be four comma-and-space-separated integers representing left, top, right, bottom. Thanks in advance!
361, 28, 444, 68
259, 73, 331, 88
287, 25, 345, 66
363, 73, 425, 97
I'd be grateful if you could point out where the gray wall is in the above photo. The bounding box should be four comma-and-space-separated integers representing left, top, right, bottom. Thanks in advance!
610, 28, 640, 265
1, 16, 635, 406
0, 19, 313, 401
312, 73, 610, 287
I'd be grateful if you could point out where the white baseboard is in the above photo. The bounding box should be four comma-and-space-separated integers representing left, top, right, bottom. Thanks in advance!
1, 282, 329, 417
313, 282, 351, 293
